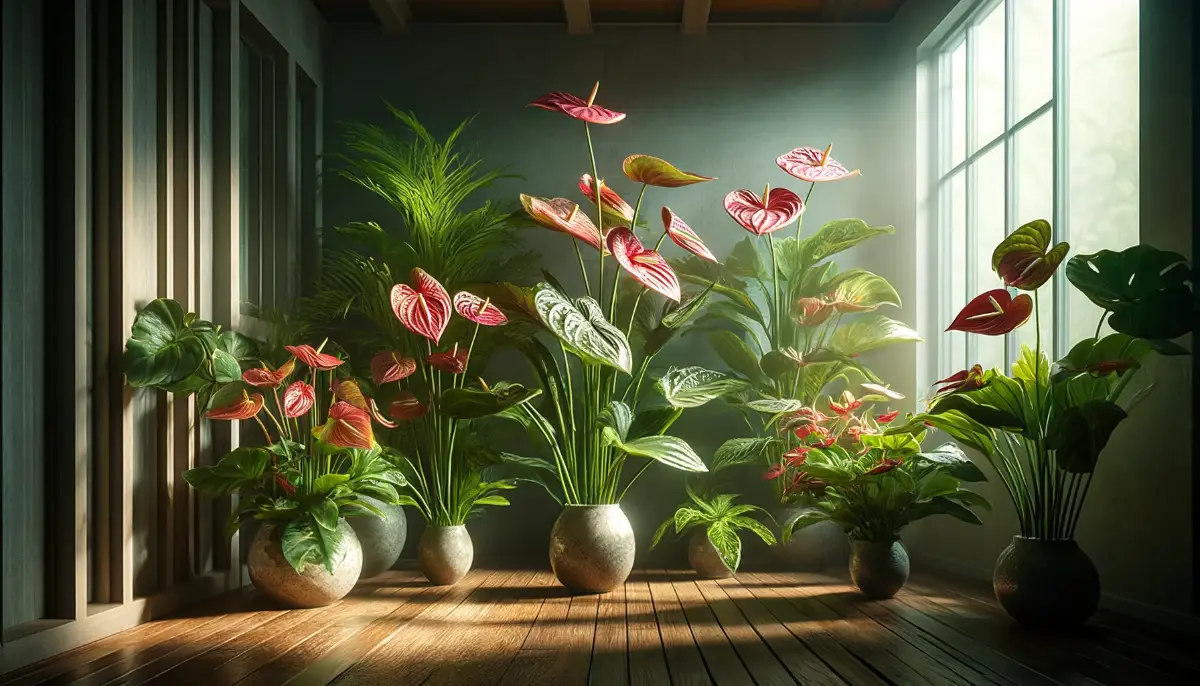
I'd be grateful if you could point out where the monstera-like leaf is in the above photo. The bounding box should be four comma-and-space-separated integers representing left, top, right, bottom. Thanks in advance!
1065, 245, 1193, 340
622, 154, 716, 188
534, 283, 633, 373
439, 382, 542, 419
829, 315, 923, 356
657, 366, 751, 408
124, 299, 208, 388
991, 219, 1069, 290
798, 219, 895, 270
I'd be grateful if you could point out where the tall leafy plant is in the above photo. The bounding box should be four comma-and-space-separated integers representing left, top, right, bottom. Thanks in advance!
889, 221, 1192, 539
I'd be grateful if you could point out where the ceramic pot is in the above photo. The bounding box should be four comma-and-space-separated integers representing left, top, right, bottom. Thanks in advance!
688, 528, 734, 579
770, 505, 849, 570
849, 538, 910, 599
248, 521, 362, 608
418, 525, 473, 585
348, 496, 408, 578
993, 536, 1100, 627
549, 504, 635, 594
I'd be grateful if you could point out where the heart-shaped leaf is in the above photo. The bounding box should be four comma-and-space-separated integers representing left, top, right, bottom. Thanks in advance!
911, 443, 987, 482
622, 154, 716, 187
534, 283, 632, 374
991, 219, 1070, 290
1047, 400, 1128, 473
657, 366, 751, 408
798, 218, 895, 268
281, 517, 351, 575
829, 316, 923, 356
123, 298, 207, 388
723, 187, 803, 236
1066, 245, 1192, 340
776, 145, 861, 183
946, 289, 1034, 336
604, 433, 708, 473
827, 270, 901, 313
608, 227, 681, 302
1055, 333, 1153, 380
712, 437, 783, 472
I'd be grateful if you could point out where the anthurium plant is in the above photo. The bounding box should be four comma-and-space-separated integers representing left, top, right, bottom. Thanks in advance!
776, 399, 990, 543
650, 488, 776, 572
888, 221, 1192, 540
673, 146, 921, 502
178, 342, 406, 575
485, 82, 735, 505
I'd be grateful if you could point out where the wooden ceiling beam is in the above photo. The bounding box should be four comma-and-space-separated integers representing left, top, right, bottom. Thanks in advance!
563, 0, 592, 34
368, 0, 410, 34
682, 0, 712, 35
824, 0, 865, 22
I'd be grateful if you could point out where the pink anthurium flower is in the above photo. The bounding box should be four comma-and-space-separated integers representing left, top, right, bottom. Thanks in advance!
315, 401, 375, 450
389, 391, 428, 421
579, 174, 635, 225
946, 288, 1034, 336
242, 358, 295, 388
285, 344, 343, 371
528, 82, 626, 125
391, 268, 452, 343
427, 344, 468, 375
282, 380, 315, 418
661, 207, 716, 262
776, 144, 861, 183
206, 390, 264, 421
370, 351, 417, 385
520, 194, 605, 253
453, 291, 508, 327
607, 226, 681, 302
723, 186, 803, 236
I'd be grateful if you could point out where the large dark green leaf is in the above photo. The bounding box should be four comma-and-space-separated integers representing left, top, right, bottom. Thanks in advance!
599, 401, 634, 442
656, 366, 751, 409
726, 237, 764, 279
799, 219, 895, 269
708, 330, 768, 386
281, 516, 351, 574
217, 330, 260, 360
1066, 246, 1193, 339
182, 447, 269, 496
604, 433, 708, 473
1046, 400, 1128, 473
440, 382, 541, 419
534, 283, 632, 373
628, 406, 684, 440
912, 442, 987, 482
928, 394, 1023, 431
902, 495, 984, 526
123, 299, 208, 388
645, 285, 714, 355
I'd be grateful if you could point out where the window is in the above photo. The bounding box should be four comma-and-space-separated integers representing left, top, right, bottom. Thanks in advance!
930, 0, 1140, 378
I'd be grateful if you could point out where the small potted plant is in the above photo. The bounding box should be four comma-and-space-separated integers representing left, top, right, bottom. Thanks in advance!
651, 486, 775, 579
780, 394, 990, 599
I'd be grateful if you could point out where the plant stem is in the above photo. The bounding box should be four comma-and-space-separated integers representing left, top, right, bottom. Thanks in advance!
572, 240, 592, 297
585, 123, 604, 305
1093, 309, 1107, 340
795, 181, 815, 240
766, 235, 781, 346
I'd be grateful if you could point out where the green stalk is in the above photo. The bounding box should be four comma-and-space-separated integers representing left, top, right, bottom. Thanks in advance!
585, 123, 604, 304
572, 240, 592, 297
1093, 309, 1107, 340
794, 181, 815, 240
766, 234, 781, 347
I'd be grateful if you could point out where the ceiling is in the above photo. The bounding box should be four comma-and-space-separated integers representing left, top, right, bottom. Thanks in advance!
312, 0, 910, 33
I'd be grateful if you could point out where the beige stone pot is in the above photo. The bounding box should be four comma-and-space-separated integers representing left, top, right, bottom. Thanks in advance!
418, 525, 473, 585
248, 521, 362, 608
549, 504, 635, 594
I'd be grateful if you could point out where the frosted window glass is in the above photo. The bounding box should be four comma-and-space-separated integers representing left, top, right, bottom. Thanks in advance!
973, 146, 1007, 372
972, 3, 1006, 151
1013, 0, 1053, 121
950, 42, 967, 168
1013, 113, 1055, 358
946, 171, 968, 374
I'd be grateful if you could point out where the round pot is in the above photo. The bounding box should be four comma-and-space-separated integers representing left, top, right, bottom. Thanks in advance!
549, 504, 635, 594
688, 528, 734, 579
849, 538, 910, 599
770, 505, 849, 570
348, 496, 408, 579
418, 525, 473, 585
248, 521, 362, 608
993, 536, 1100, 627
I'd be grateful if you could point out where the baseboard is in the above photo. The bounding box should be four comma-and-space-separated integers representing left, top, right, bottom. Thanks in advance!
919, 554, 1200, 638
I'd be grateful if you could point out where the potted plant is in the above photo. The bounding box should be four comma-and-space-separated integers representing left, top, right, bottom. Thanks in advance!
650, 487, 775, 579
672, 145, 920, 567
778, 395, 990, 599
889, 221, 1192, 625
487, 83, 736, 594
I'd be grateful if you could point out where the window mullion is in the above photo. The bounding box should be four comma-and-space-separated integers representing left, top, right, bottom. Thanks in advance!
965, 21, 977, 368
1003, 0, 1017, 370
1051, 0, 1069, 357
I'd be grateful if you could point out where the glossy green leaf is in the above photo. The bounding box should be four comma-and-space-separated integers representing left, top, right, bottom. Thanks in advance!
799, 218, 895, 269
828, 316, 922, 356
708, 330, 767, 385
534, 283, 633, 373
1046, 400, 1128, 473
474, 495, 511, 507
706, 522, 741, 572
727, 515, 776, 546
781, 508, 832, 543
827, 271, 901, 313
628, 406, 683, 440
712, 437, 783, 472
123, 299, 208, 388
645, 284, 714, 355
183, 447, 269, 496
605, 434, 708, 473
656, 366, 751, 409
912, 443, 987, 482
1066, 246, 1192, 339
311, 498, 340, 531
600, 401, 634, 442
217, 330, 260, 361
744, 397, 806, 414
281, 516, 350, 574
212, 349, 242, 383
991, 219, 1069, 290
440, 382, 542, 419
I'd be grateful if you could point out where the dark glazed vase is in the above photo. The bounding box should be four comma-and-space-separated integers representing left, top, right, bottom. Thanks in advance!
993, 536, 1100, 627
849, 539, 910, 599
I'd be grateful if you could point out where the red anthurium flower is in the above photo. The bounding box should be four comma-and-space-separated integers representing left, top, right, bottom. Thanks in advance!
520, 194, 605, 253
877, 409, 900, 424
829, 391, 863, 417
206, 390, 264, 420
316, 402, 375, 450
622, 154, 716, 188
791, 296, 833, 327
529, 82, 626, 125
865, 457, 902, 476
607, 226, 682, 302
934, 365, 986, 395
331, 378, 398, 429
242, 358, 295, 388
389, 391, 428, 421
285, 344, 344, 371
427, 344, 468, 375
776, 144, 861, 183
661, 207, 716, 262
274, 472, 296, 497
723, 186, 803, 236
784, 446, 810, 467
947, 288, 1034, 336
391, 268, 453, 343
844, 426, 864, 442
795, 423, 830, 442
282, 380, 315, 418
453, 291, 508, 327
764, 463, 786, 480
814, 434, 837, 449
370, 351, 417, 385
991, 220, 1069, 291
579, 174, 635, 225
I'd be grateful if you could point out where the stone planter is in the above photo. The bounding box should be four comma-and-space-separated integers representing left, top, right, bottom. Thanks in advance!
418, 524, 473, 586
770, 505, 849, 570
348, 496, 407, 579
248, 521, 362, 608
993, 536, 1100, 627
688, 528, 734, 579
849, 538, 910, 599
549, 504, 635, 594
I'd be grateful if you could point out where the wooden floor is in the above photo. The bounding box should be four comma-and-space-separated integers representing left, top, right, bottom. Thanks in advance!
3, 567, 1197, 686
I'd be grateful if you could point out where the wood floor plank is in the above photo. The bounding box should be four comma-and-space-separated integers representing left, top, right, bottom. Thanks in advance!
498, 580, 598, 685
646, 570, 711, 686
625, 577, 670, 686
589, 579, 629, 686
669, 576, 755, 686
